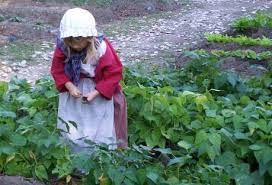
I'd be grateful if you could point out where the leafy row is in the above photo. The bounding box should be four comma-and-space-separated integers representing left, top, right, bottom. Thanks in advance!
232, 13, 272, 31
211, 49, 272, 61
192, 49, 272, 61
124, 52, 272, 185
0, 52, 271, 185
205, 33, 272, 47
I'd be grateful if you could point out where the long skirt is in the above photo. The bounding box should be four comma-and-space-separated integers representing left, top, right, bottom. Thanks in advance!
114, 91, 128, 148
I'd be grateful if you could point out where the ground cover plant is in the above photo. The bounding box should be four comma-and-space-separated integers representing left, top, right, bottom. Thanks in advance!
232, 13, 272, 32
0, 49, 272, 184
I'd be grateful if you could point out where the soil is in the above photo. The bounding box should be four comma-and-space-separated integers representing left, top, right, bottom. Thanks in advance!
176, 26, 272, 76
0, 0, 272, 82
0, 0, 183, 41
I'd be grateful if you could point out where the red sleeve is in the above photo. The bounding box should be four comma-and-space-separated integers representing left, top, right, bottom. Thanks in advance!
50, 47, 70, 92
95, 40, 123, 100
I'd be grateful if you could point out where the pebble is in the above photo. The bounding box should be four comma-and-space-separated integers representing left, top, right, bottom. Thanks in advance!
1, 0, 272, 81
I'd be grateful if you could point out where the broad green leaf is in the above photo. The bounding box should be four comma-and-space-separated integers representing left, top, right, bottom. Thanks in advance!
35, 165, 48, 180
167, 157, 190, 167
45, 90, 57, 98
227, 73, 239, 87
165, 176, 179, 184
177, 140, 192, 150
6, 154, 16, 163
240, 96, 250, 105
108, 167, 125, 185
215, 151, 236, 166
205, 109, 217, 117
233, 115, 243, 130
249, 144, 262, 151
257, 119, 268, 133
247, 122, 259, 135
146, 171, 159, 183
208, 145, 218, 161
234, 132, 250, 140
153, 148, 172, 154
198, 142, 209, 157
195, 95, 208, 105
10, 134, 27, 147
136, 169, 147, 185
0, 144, 16, 155
124, 169, 138, 183
221, 109, 236, 118
5, 161, 31, 176
0, 81, 8, 96
17, 93, 34, 106
195, 130, 208, 145
208, 132, 221, 148
0, 111, 16, 118
262, 147, 272, 164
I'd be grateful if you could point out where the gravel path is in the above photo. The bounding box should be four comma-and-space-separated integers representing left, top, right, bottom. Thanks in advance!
0, 0, 272, 82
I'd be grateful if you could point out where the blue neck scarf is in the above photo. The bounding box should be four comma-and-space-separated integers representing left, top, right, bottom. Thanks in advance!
56, 35, 104, 85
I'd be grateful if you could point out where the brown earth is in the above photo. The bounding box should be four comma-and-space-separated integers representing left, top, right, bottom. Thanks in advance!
176, 27, 272, 76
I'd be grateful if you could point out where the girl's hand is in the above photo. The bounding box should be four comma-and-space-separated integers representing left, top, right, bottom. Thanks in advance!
65, 82, 82, 98
85, 90, 100, 102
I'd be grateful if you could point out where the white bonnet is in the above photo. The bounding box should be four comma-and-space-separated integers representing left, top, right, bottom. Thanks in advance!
59, 8, 98, 38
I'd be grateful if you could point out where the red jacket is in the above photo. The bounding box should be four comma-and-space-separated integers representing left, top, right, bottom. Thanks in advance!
51, 38, 123, 100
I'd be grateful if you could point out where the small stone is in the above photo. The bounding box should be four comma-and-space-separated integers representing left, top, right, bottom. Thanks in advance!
2, 73, 8, 77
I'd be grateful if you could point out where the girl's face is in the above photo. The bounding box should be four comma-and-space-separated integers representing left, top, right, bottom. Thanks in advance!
64, 37, 89, 52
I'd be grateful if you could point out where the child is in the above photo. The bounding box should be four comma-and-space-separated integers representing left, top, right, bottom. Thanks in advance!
51, 8, 127, 149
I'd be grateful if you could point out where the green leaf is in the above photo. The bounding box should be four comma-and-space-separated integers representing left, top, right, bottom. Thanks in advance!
10, 134, 27, 147
0, 144, 16, 154
227, 73, 239, 87
167, 157, 189, 167
35, 165, 48, 180
240, 96, 250, 105
146, 171, 159, 183
205, 109, 217, 117
45, 90, 57, 98
68, 120, 78, 130
248, 121, 259, 135
177, 140, 192, 150
0, 81, 8, 96
124, 169, 138, 183
153, 148, 172, 154
136, 169, 147, 185
257, 119, 268, 133
208, 145, 218, 161
208, 132, 221, 148
146, 128, 163, 147
215, 151, 236, 166
249, 144, 263, 151
221, 109, 236, 118
195, 130, 208, 145
234, 132, 250, 140
108, 167, 125, 185
0, 111, 16, 118
17, 93, 34, 106
262, 148, 272, 164
165, 176, 179, 184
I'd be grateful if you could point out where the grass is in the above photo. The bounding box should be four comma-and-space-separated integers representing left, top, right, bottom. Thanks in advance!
102, 11, 175, 37
0, 41, 52, 64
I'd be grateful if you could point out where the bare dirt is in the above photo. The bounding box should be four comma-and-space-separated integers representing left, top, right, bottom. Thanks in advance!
176, 26, 272, 76
0, 0, 271, 83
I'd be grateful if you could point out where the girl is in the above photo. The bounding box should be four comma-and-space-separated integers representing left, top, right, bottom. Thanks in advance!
51, 8, 127, 150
